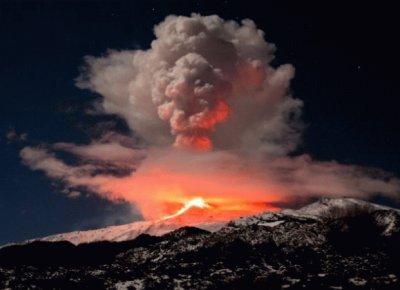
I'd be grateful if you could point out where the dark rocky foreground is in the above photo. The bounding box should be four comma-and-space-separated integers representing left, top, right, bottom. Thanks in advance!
1, 199, 400, 289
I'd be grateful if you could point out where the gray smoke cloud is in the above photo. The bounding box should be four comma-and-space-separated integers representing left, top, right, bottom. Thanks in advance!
76, 14, 302, 154
19, 14, 400, 220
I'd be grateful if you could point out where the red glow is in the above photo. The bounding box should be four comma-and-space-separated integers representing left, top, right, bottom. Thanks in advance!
173, 100, 231, 151
157, 196, 278, 225
95, 167, 283, 224
86, 150, 285, 226
160, 197, 210, 221
174, 135, 213, 151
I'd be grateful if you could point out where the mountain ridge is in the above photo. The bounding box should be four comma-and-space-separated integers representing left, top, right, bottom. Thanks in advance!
1, 197, 400, 289
3, 196, 398, 248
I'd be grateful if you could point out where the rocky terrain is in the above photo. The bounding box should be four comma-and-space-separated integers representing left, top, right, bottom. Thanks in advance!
1, 197, 399, 289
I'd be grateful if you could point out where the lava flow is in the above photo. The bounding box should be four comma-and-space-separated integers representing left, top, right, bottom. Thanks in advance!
155, 195, 279, 225
160, 197, 210, 221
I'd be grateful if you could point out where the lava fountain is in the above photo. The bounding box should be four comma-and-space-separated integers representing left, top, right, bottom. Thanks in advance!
155, 194, 279, 225
160, 197, 210, 221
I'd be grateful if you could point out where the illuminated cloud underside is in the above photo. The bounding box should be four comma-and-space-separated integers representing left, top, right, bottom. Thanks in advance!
20, 14, 400, 224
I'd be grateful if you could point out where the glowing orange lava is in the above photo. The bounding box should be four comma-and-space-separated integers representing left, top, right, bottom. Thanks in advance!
160, 197, 210, 221
155, 194, 279, 225
94, 151, 285, 225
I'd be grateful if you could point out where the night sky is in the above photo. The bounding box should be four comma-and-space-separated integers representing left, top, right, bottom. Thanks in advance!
1, 0, 399, 244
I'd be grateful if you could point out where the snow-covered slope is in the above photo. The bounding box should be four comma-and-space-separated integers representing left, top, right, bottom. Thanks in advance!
28, 220, 226, 245
2, 197, 400, 289
283, 196, 398, 217
10, 197, 399, 246
228, 197, 399, 229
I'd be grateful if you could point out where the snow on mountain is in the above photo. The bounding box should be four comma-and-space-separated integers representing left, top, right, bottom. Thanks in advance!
2, 197, 400, 289
284, 196, 398, 217
5, 197, 398, 247
28, 220, 226, 245
225, 197, 400, 231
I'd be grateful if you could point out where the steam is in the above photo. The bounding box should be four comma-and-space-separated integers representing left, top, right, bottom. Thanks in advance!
20, 14, 400, 221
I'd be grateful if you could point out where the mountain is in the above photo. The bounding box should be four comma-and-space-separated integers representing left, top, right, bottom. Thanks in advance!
1, 197, 400, 289
282, 196, 397, 217
29, 220, 226, 245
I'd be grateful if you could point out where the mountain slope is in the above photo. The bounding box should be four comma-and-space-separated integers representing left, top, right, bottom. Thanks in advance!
6, 196, 394, 247
30, 220, 226, 245
1, 197, 400, 289
282, 196, 398, 217
30, 196, 398, 245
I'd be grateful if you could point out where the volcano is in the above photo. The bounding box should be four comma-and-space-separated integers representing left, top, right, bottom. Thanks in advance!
1, 197, 400, 289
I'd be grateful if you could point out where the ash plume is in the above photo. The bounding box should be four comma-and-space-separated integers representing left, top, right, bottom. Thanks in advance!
76, 14, 301, 154
20, 14, 400, 221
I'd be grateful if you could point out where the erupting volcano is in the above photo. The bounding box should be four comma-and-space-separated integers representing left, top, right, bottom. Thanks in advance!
3, 3, 400, 289
18, 13, 400, 231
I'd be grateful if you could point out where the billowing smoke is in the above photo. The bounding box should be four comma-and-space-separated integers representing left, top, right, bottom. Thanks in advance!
20, 14, 400, 223
76, 14, 301, 154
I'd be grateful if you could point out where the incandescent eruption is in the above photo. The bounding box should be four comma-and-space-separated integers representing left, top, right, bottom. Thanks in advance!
19, 14, 400, 225
160, 197, 210, 221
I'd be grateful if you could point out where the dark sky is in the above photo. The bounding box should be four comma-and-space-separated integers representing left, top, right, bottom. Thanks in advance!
1, 0, 399, 244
